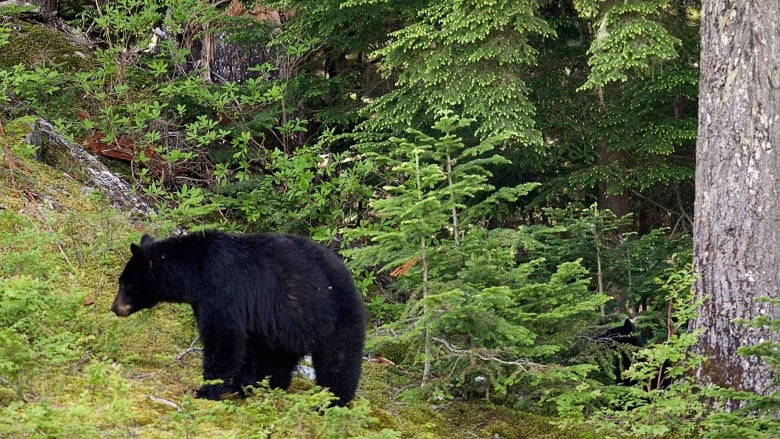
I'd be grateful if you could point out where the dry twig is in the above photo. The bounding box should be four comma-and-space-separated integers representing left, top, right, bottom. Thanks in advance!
175, 336, 203, 361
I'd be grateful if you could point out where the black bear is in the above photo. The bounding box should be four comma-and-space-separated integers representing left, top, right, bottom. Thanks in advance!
597, 318, 671, 390
111, 231, 366, 407
600, 318, 643, 347
597, 318, 644, 385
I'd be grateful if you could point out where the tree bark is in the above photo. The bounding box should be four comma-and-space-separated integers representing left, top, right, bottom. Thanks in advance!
27, 0, 57, 17
691, 0, 780, 409
597, 141, 631, 231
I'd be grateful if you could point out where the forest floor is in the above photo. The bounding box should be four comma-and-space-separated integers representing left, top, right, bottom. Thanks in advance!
0, 122, 582, 438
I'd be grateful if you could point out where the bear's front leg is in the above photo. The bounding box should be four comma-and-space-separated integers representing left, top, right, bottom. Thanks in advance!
195, 323, 247, 400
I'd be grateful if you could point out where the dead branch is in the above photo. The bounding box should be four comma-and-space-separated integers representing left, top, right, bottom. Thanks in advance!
149, 395, 181, 410
430, 337, 544, 372
175, 336, 203, 361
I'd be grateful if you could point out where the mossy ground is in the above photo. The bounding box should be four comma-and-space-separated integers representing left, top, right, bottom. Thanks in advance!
0, 120, 585, 438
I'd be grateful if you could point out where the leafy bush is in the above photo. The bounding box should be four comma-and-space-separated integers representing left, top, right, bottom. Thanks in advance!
2, 0, 347, 231
213, 143, 372, 238
556, 263, 780, 439
554, 262, 738, 438
518, 205, 691, 319
0, 275, 92, 401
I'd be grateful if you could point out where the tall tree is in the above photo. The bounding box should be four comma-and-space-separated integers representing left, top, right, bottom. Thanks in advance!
691, 0, 780, 406
571, 0, 692, 222
361, 0, 552, 142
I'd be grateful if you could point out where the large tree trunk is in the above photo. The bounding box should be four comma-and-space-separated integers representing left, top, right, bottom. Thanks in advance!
198, 0, 288, 84
28, 0, 57, 17
691, 0, 780, 409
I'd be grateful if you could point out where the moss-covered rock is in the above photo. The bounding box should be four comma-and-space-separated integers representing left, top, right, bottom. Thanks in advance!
0, 19, 94, 71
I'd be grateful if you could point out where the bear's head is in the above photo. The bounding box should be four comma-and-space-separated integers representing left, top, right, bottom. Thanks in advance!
600, 318, 643, 347
112, 234, 159, 317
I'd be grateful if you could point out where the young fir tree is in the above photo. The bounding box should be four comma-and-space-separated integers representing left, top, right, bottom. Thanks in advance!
346, 114, 608, 397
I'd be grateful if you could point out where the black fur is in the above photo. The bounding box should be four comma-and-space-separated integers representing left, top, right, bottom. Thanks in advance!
112, 231, 366, 407
600, 318, 643, 347
598, 318, 643, 385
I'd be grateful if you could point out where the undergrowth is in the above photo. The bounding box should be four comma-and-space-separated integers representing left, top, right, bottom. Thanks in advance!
0, 129, 580, 438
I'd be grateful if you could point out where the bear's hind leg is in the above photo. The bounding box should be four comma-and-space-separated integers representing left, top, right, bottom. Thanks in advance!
241, 342, 300, 393
312, 345, 363, 407
262, 352, 301, 390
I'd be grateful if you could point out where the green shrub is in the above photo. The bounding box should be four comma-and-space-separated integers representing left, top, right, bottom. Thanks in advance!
555, 264, 708, 438
0, 275, 92, 401
346, 114, 607, 400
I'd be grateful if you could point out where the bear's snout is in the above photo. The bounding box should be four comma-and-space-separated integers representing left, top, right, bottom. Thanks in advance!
111, 297, 133, 317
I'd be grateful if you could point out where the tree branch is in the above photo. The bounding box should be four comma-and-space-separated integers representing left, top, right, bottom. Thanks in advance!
175, 336, 203, 361
430, 337, 544, 372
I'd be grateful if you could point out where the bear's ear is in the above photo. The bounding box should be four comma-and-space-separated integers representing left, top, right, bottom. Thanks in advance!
140, 234, 155, 246
130, 243, 143, 257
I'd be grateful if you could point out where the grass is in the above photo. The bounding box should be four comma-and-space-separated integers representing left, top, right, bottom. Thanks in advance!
0, 124, 582, 438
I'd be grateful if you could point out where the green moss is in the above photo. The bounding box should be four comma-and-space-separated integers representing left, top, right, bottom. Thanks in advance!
2, 115, 37, 139
373, 338, 411, 365
0, 122, 100, 214
3, 116, 39, 158
0, 20, 94, 71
